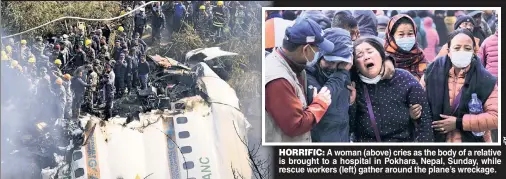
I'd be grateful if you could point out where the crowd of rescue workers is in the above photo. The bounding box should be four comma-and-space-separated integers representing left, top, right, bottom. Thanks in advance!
264, 10, 499, 143
1, 1, 248, 127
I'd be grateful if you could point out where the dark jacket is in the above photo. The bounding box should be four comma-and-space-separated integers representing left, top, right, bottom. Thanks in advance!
73, 50, 87, 67
114, 60, 128, 79
138, 61, 150, 75
353, 10, 378, 37
113, 47, 123, 61
71, 76, 91, 95
135, 12, 147, 28
306, 64, 351, 142
350, 69, 434, 142
152, 11, 166, 28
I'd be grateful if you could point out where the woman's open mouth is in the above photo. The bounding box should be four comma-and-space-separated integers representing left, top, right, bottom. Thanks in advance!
366, 63, 375, 69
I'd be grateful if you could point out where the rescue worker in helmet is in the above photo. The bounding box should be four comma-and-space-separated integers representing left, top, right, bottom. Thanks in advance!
84, 39, 96, 64
20, 39, 33, 64
54, 77, 66, 121
211, 1, 229, 40
5, 45, 13, 60
50, 59, 64, 83
195, 5, 210, 38
117, 26, 128, 43
62, 74, 73, 119
27, 56, 38, 79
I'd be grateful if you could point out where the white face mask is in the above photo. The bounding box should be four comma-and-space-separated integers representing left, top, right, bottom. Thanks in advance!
359, 73, 382, 84
303, 45, 317, 65
450, 51, 473, 68
358, 63, 384, 84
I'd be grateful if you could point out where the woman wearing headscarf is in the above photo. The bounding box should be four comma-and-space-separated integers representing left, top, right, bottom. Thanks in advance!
436, 15, 481, 58
421, 29, 498, 142
423, 17, 439, 62
349, 37, 434, 142
384, 14, 428, 81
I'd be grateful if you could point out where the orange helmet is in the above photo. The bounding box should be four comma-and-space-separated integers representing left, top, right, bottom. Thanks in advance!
55, 78, 63, 85
63, 74, 72, 81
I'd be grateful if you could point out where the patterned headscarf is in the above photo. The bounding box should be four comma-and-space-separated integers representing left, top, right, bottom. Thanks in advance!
384, 14, 427, 79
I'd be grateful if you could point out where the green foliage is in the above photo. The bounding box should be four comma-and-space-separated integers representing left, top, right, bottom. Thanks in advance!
1, 1, 120, 39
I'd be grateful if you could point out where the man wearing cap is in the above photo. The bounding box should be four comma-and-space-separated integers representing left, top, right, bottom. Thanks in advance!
468, 11, 490, 46
306, 28, 356, 142
436, 15, 481, 58
265, 18, 334, 142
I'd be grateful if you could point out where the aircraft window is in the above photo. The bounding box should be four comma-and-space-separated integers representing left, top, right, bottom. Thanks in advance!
183, 161, 194, 169
73, 151, 83, 161
75, 168, 85, 178
177, 117, 188, 124
179, 131, 190, 138
181, 146, 192, 154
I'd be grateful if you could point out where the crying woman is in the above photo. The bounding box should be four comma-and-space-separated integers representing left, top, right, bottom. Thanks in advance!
349, 37, 434, 142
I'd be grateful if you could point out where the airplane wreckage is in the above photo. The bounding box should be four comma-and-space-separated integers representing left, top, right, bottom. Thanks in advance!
5, 47, 253, 179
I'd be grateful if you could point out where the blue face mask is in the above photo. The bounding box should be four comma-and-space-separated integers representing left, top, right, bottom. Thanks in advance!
395, 36, 416, 51
307, 52, 320, 66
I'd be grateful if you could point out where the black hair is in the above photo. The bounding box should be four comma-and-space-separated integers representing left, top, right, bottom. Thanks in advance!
282, 38, 302, 52
407, 11, 417, 18
353, 37, 386, 62
447, 28, 476, 49
350, 37, 387, 81
391, 10, 398, 17
331, 14, 358, 30
390, 17, 415, 37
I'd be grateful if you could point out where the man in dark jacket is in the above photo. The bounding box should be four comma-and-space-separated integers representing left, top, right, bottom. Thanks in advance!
124, 48, 134, 94
306, 28, 355, 142
115, 54, 128, 97
138, 55, 150, 90
73, 45, 87, 70
151, 4, 166, 43
101, 73, 115, 120
112, 40, 123, 61
134, 8, 148, 37
71, 69, 94, 119
128, 48, 139, 91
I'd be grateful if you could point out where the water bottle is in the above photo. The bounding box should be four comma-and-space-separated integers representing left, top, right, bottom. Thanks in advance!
468, 93, 485, 136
